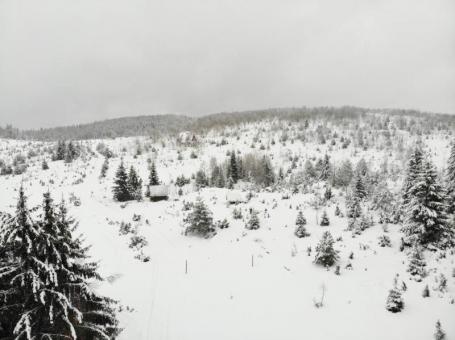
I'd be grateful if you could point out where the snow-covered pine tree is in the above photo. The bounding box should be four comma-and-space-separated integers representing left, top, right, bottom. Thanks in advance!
352, 172, 367, 200
446, 142, 455, 215
402, 158, 453, 248
113, 160, 131, 202
184, 198, 214, 237
0, 186, 43, 337
336, 159, 354, 189
228, 151, 239, 183
319, 154, 331, 181
149, 161, 160, 186
65, 141, 78, 163
54, 140, 66, 161
402, 147, 423, 206
320, 210, 330, 226
314, 231, 338, 267
53, 197, 121, 339
245, 209, 260, 230
0, 188, 79, 339
1, 189, 121, 339
407, 245, 426, 281
346, 195, 362, 219
100, 156, 109, 178
294, 211, 309, 238
127, 166, 143, 201
262, 156, 275, 187
385, 278, 404, 313
304, 159, 316, 180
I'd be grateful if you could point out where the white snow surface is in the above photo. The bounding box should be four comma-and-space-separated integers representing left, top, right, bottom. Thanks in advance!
0, 129, 454, 340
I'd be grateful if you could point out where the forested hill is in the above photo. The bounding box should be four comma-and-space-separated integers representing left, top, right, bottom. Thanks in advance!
16, 115, 194, 140
2, 106, 454, 140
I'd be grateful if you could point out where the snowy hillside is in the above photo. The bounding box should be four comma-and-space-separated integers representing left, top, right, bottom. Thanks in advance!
0, 112, 454, 340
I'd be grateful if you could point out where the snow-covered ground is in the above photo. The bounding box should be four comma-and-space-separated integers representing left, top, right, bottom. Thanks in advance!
0, 120, 454, 340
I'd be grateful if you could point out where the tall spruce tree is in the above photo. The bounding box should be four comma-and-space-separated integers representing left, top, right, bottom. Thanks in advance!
402, 147, 424, 206
128, 166, 142, 201
0, 189, 120, 339
402, 158, 453, 247
228, 151, 239, 183
149, 162, 160, 186
113, 160, 131, 202
100, 156, 109, 178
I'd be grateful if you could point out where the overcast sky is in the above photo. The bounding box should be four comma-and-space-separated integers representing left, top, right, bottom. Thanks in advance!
0, 0, 454, 129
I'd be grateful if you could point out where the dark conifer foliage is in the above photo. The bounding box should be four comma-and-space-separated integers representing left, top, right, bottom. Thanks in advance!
113, 160, 131, 202
149, 162, 160, 186
0, 188, 120, 339
402, 157, 453, 248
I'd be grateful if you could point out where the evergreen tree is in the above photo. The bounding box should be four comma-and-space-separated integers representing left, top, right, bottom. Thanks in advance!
195, 169, 209, 188
445, 142, 455, 214
386, 279, 404, 313
407, 245, 426, 280
127, 166, 142, 201
54, 140, 66, 161
324, 186, 332, 201
294, 211, 309, 238
320, 210, 330, 226
0, 186, 43, 337
352, 172, 367, 200
402, 147, 424, 206
314, 231, 338, 266
228, 151, 239, 183
65, 141, 78, 163
245, 210, 260, 230
149, 162, 160, 186
184, 198, 214, 237
113, 160, 131, 202
402, 158, 453, 247
347, 195, 362, 219
319, 154, 331, 181
53, 197, 120, 339
0, 188, 120, 339
304, 159, 316, 180
337, 159, 354, 188
100, 156, 109, 178
262, 156, 275, 187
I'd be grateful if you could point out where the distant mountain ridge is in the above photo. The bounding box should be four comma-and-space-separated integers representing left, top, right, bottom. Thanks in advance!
1, 106, 454, 140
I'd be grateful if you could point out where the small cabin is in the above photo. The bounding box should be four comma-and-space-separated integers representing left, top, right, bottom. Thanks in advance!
149, 185, 170, 202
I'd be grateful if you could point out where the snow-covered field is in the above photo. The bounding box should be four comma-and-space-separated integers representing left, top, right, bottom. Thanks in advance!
0, 120, 454, 340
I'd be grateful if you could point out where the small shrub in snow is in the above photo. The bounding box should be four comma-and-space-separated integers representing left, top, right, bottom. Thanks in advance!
378, 235, 392, 247
129, 235, 148, 250
319, 210, 330, 226
245, 210, 260, 230
232, 207, 243, 219
216, 218, 230, 229
437, 273, 447, 293
434, 320, 446, 340
422, 284, 430, 298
